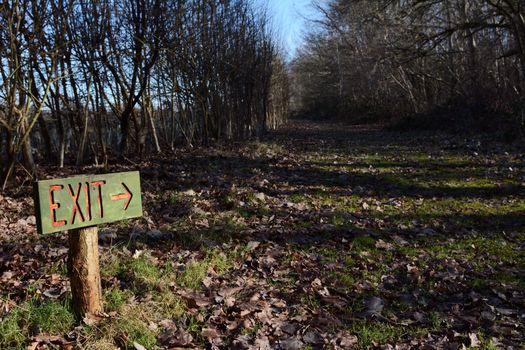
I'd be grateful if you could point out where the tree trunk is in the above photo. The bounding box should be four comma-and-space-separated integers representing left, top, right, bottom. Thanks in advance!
76, 77, 92, 166
148, 108, 161, 154
37, 117, 54, 162
513, 14, 525, 92
119, 113, 130, 157
21, 131, 35, 176
1, 151, 15, 191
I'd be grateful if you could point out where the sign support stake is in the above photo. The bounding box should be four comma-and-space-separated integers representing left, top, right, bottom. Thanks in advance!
68, 226, 103, 319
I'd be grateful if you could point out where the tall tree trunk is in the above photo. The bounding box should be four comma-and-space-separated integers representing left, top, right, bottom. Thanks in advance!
21, 120, 35, 175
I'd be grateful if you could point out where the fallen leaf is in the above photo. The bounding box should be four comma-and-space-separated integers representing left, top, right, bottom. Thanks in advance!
182, 189, 197, 196
375, 239, 394, 251
202, 327, 221, 339
218, 286, 242, 298
180, 292, 211, 309
133, 342, 147, 350
468, 333, 480, 348
246, 240, 260, 251
336, 331, 358, 347
303, 330, 324, 345
279, 337, 304, 350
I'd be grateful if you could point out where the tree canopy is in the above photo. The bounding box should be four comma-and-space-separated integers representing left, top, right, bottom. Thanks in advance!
292, 0, 525, 130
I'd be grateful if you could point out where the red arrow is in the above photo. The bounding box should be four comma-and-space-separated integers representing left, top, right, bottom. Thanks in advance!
111, 183, 133, 210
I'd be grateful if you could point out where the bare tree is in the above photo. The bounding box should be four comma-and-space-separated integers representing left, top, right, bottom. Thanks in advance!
292, 0, 525, 133
0, 0, 59, 189
0, 0, 289, 188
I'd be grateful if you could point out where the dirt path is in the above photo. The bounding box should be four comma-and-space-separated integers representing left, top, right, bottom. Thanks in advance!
1, 120, 524, 349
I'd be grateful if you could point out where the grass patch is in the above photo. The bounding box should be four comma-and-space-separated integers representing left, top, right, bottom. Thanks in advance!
429, 311, 446, 332
301, 293, 321, 310
115, 306, 158, 348
0, 299, 75, 350
168, 193, 180, 205
83, 304, 159, 350
289, 193, 306, 203
336, 273, 355, 288
330, 213, 346, 226
248, 141, 284, 155
179, 259, 208, 290
152, 290, 185, 319
100, 254, 123, 279
105, 287, 133, 312
129, 254, 162, 286
178, 249, 234, 290
241, 322, 262, 337
48, 260, 68, 277
353, 236, 377, 249
293, 220, 314, 230
350, 321, 411, 348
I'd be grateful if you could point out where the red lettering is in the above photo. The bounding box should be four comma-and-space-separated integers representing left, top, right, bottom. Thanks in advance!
68, 183, 84, 224
85, 182, 92, 221
91, 181, 106, 218
49, 185, 66, 227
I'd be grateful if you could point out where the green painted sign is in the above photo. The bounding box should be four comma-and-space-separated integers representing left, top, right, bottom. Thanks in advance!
34, 171, 142, 234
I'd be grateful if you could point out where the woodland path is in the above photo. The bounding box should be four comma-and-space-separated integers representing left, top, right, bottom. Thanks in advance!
1, 120, 524, 349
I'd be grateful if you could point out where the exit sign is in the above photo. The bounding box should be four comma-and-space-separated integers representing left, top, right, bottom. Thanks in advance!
34, 171, 142, 234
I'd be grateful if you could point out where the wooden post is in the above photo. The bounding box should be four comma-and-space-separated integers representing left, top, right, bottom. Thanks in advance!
68, 226, 103, 319
34, 172, 142, 319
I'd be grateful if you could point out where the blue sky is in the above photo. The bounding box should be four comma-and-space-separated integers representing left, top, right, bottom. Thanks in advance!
255, 0, 324, 60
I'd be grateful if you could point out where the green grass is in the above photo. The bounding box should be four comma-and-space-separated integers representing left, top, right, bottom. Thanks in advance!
83, 304, 159, 350
0, 299, 75, 350
337, 273, 355, 288
289, 193, 306, 203
474, 331, 502, 350
352, 236, 377, 249
178, 259, 209, 290
152, 290, 185, 319
178, 248, 234, 289
186, 315, 202, 334
350, 321, 408, 348
330, 213, 346, 226
301, 293, 321, 310
493, 271, 525, 288
429, 311, 445, 332
248, 141, 284, 155
129, 254, 162, 286
70, 248, 187, 348
168, 193, 180, 205
85, 251, 186, 349
115, 311, 158, 349
48, 260, 68, 277
100, 254, 123, 278
105, 287, 133, 312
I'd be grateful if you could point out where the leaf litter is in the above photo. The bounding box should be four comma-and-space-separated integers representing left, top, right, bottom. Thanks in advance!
0, 121, 524, 349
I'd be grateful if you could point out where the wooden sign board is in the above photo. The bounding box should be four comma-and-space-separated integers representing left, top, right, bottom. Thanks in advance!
34, 171, 142, 234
